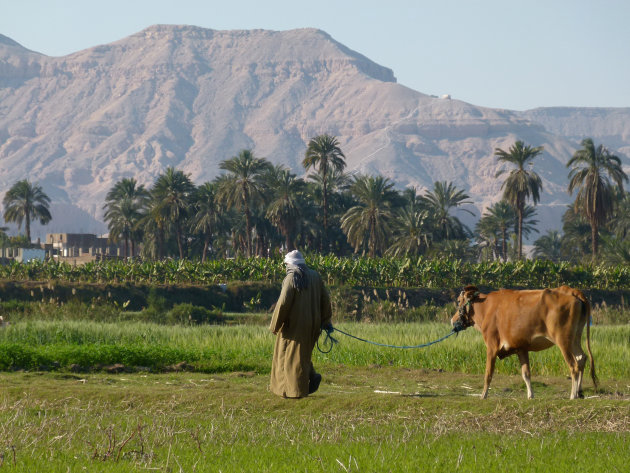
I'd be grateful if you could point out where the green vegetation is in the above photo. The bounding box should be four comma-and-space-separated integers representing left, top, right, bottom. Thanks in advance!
0, 294, 628, 471
2, 257, 630, 290
303, 133, 347, 247
3, 136, 629, 266
103, 177, 149, 259
2, 179, 52, 242
0, 320, 627, 380
0, 134, 628, 471
0, 368, 628, 472
567, 138, 628, 259
341, 175, 398, 257
494, 140, 544, 259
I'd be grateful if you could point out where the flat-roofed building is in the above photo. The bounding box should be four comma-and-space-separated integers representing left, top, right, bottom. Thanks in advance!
45, 233, 130, 263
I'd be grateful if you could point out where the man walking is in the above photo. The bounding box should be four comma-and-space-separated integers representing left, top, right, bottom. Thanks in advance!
269, 250, 333, 398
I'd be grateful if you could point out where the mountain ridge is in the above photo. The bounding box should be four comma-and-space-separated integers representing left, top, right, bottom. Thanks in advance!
0, 25, 629, 239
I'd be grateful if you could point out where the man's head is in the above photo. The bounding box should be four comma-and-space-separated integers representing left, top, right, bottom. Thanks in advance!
284, 250, 305, 266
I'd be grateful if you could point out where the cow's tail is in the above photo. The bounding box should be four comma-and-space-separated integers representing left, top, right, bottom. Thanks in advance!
561, 286, 598, 391
579, 294, 598, 391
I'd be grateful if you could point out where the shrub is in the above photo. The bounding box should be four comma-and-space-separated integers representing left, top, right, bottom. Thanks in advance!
166, 303, 223, 325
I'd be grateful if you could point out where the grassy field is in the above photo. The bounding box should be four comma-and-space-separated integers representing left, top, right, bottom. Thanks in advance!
0, 314, 628, 471
0, 368, 628, 472
0, 320, 628, 380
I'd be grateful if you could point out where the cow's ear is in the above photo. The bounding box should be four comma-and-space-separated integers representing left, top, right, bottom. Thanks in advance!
463, 285, 478, 296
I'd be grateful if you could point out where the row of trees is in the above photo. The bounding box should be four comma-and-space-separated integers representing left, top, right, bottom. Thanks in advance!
2, 135, 628, 263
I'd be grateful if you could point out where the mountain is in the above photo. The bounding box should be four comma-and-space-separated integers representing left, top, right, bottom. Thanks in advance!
519, 107, 630, 155
1, 25, 629, 240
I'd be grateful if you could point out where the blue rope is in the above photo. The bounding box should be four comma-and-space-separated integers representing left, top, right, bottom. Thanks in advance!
317, 325, 462, 353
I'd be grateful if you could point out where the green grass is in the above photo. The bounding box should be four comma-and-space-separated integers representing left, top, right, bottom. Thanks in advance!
0, 321, 628, 383
0, 316, 628, 472
3, 257, 630, 289
0, 369, 628, 472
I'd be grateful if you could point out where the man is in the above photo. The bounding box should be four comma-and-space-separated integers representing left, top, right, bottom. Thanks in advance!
269, 250, 333, 398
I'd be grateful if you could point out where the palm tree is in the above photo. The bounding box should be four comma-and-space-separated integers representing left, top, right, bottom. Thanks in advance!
291, 182, 324, 253
518, 205, 540, 242
533, 230, 563, 262
600, 235, 630, 265
265, 166, 306, 252
2, 179, 52, 242
428, 239, 475, 262
387, 204, 433, 258
561, 205, 592, 262
386, 187, 433, 257
495, 141, 544, 259
103, 178, 148, 258
340, 175, 398, 257
307, 167, 352, 196
475, 215, 501, 261
251, 211, 278, 257
151, 167, 195, 259
609, 191, 630, 239
567, 138, 628, 259
306, 167, 352, 252
421, 181, 475, 241
0, 226, 8, 261
103, 198, 143, 259
140, 190, 180, 260
217, 150, 272, 257
302, 134, 346, 249
479, 200, 516, 261
191, 182, 221, 262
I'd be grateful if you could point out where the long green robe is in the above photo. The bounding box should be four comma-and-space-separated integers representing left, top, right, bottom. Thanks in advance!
269, 268, 332, 398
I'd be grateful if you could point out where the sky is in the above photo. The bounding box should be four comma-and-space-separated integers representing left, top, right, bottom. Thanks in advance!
1, 0, 629, 111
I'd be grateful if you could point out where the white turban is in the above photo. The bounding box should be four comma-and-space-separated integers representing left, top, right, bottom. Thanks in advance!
284, 250, 305, 266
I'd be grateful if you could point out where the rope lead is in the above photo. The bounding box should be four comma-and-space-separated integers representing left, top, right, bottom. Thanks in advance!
317, 325, 463, 353
317, 326, 338, 353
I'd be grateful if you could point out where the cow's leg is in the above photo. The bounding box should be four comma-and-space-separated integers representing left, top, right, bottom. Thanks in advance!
517, 350, 533, 399
481, 350, 496, 399
572, 341, 587, 398
558, 344, 579, 399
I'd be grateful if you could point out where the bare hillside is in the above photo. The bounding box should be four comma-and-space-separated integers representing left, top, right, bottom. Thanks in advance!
1, 25, 629, 238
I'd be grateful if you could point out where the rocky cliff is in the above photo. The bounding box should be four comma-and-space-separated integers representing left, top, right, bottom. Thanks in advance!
1, 25, 629, 238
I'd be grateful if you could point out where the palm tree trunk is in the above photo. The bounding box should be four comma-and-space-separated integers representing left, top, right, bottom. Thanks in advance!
244, 205, 252, 257
176, 223, 184, 259
501, 227, 507, 261
124, 237, 129, 259
322, 175, 328, 252
255, 232, 261, 257
285, 231, 293, 252
261, 234, 268, 257
517, 205, 524, 260
157, 228, 164, 259
369, 215, 376, 258
202, 236, 210, 263
591, 218, 598, 260
25, 208, 31, 243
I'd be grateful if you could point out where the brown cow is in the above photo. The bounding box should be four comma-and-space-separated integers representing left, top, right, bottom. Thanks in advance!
451, 285, 597, 399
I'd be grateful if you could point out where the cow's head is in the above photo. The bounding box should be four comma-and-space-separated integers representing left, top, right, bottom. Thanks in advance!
451, 285, 480, 332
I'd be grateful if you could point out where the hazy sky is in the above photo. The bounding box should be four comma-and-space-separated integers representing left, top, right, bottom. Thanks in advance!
2, 0, 629, 110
